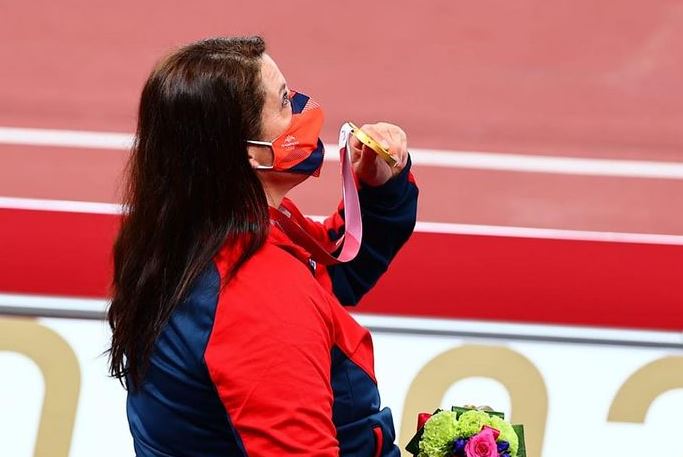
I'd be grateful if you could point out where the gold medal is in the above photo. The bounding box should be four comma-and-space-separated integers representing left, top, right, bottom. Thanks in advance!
348, 122, 398, 167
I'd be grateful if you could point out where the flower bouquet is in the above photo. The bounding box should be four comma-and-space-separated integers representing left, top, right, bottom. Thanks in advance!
405, 406, 526, 457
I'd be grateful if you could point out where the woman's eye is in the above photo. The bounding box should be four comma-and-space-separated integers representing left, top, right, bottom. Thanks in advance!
282, 95, 291, 108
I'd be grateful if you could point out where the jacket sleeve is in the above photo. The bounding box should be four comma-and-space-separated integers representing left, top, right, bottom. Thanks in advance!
326, 156, 418, 305
204, 262, 340, 456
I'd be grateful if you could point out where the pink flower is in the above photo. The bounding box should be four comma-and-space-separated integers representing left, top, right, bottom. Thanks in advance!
465, 426, 500, 457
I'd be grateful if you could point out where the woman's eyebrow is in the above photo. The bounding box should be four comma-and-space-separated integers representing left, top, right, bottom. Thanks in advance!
279, 83, 287, 97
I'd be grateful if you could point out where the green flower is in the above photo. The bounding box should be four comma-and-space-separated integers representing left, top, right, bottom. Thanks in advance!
453, 410, 492, 438
489, 416, 519, 457
418, 411, 459, 457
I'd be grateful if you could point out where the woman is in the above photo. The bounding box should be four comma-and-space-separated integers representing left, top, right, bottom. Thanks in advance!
108, 36, 418, 457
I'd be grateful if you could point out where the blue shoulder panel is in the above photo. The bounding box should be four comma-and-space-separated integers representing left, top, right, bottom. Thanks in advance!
127, 264, 247, 457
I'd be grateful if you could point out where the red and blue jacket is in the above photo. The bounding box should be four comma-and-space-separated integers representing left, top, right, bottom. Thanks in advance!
127, 159, 418, 456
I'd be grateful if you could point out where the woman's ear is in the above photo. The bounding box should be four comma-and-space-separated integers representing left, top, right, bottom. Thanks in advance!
247, 145, 274, 169
247, 148, 261, 169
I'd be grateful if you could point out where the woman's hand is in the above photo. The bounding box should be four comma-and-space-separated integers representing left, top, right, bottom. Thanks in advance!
350, 122, 408, 187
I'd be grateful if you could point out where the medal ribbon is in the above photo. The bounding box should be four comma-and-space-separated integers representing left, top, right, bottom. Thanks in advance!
269, 122, 363, 265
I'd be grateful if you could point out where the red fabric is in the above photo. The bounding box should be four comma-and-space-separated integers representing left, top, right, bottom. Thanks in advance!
269, 206, 341, 266
206, 237, 339, 456
328, 296, 377, 383
276, 201, 377, 381
372, 426, 383, 457
280, 197, 345, 252
203, 209, 377, 456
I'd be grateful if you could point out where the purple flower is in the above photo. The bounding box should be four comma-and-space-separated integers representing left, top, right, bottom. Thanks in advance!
453, 438, 467, 455
497, 441, 510, 453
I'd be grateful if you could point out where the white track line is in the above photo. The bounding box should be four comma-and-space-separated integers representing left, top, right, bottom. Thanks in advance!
412, 221, 683, 245
0, 126, 132, 149
0, 196, 122, 214
2, 126, 683, 179
404, 149, 683, 179
2, 196, 682, 245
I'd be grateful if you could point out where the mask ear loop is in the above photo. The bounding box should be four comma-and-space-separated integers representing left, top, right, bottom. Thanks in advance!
246, 140, 275, 170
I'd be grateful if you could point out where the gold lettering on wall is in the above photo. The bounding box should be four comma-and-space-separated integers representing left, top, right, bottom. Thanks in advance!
400, 345, 548, 457
0, 318, 81, 457
608, 356, 683, 423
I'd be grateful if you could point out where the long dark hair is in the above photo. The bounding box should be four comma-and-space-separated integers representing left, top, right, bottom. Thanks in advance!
108, 36, 269, 388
